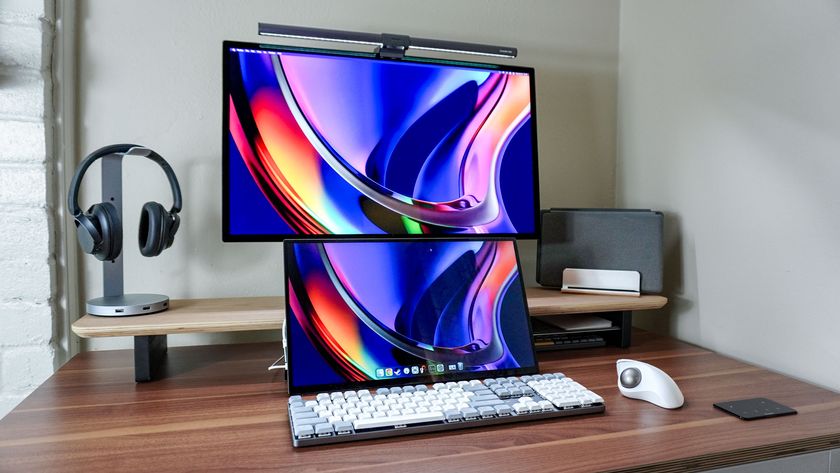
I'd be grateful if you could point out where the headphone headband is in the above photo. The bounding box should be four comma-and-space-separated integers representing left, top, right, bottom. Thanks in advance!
68, 144, 183, 217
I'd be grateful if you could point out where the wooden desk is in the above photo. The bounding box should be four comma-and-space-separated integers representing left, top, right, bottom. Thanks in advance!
1, 331, 839, 472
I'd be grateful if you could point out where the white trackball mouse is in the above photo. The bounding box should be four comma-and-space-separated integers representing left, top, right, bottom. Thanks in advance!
616, 359, 684, 409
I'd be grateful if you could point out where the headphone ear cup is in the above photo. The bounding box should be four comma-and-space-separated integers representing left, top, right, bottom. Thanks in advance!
89, 202, 122, 261
165, 213, 180, 249
74, 214, 102, 255
139, 202, 167, 257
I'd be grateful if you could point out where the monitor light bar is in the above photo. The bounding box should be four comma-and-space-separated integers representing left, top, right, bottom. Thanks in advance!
258, 23, 517, 60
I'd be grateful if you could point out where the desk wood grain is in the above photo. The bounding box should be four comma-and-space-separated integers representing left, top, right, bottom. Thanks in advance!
1, 331, 838, 473
71, 289, 668, 338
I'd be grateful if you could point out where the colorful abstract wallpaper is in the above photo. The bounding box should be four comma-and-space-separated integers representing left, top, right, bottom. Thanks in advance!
225, 44, 538, 237
286, 240, 536, 391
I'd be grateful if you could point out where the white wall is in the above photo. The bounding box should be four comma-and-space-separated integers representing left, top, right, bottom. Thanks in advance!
618, 0, 840, 391
0, 0, 56, 419
75, 0, 620, 349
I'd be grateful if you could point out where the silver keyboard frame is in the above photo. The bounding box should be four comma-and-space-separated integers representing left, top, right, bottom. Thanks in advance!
289, 403, 605, 447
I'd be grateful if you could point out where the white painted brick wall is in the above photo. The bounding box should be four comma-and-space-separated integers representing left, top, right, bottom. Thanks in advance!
0, 121, 46, 162
0, 73, 44, 121
0, 1, 56, 420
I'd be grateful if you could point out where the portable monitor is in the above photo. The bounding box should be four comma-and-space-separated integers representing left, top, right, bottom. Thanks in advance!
283, 238, 538, 394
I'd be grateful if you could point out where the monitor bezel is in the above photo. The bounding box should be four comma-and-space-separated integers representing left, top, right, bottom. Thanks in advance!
222, 40, 541, 242
283, 236, 539, 395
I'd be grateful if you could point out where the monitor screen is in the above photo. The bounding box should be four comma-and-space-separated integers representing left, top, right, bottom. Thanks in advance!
284, 238, 538, 394
224, 41, 540, 240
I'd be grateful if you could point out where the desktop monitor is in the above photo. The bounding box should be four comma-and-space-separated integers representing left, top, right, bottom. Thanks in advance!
223, 41, 540, 240
283, 238, 538, 394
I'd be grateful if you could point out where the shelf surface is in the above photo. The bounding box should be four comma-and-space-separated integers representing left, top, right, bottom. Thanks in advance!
71, 287, 667, 338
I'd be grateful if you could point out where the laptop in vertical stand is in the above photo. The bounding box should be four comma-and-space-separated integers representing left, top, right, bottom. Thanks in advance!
283, 237, 605, 446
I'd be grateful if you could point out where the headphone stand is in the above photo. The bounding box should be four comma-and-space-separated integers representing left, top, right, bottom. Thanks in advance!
85, 152, 169, 317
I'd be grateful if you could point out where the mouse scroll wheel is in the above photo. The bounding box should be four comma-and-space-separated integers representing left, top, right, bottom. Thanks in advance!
620, 367, 642, 388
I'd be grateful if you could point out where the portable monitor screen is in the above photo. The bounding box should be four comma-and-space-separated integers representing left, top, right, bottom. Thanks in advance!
224, 41, 540, 240
284, 238, 538, 394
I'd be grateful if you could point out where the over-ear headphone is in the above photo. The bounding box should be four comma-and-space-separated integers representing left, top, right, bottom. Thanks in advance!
68, 144, 182, 261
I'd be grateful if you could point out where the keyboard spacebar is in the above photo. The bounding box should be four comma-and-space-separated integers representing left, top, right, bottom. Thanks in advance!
353, 412, 445, 431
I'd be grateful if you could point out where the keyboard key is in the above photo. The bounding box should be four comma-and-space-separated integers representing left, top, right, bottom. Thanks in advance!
376, 388, 389, 395
477, 406, 496, 418
314, 423, 334, 437
470, 394, 499, 402
460, 407, 479, 420
353, 411, 445, 431
414, 385, 428, 392
293, 417, 326, 427
403, 386, 415, 393
333, 421, 353, 435
495, 405, 512, 416
292, 411, 318, 420
470, 399, 505, 408
390, 387, 403, 394
444, 409, 463, 422
294, 424, 314, 438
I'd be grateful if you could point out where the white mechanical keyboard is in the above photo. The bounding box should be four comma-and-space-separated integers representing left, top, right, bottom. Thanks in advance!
287, 372, 604, 447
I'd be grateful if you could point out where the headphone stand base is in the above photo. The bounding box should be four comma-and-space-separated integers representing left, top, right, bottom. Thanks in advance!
86, 293, 169, 317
